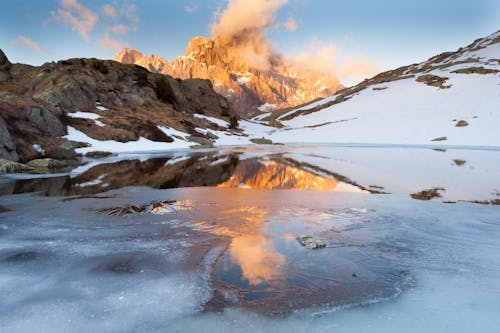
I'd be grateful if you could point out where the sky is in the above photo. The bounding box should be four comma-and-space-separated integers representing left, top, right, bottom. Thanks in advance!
1, 0, 499, 83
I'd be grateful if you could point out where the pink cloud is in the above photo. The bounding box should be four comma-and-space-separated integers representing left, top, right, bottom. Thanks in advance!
12, 35, 44, 54
103, 4, 117, 19
284, 15, 297, 32
98, 33, 128, 52
111, 24, 129, 35
51, 0, 99, 41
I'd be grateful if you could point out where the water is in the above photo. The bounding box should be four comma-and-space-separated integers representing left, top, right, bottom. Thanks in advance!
0, 145, 499, 332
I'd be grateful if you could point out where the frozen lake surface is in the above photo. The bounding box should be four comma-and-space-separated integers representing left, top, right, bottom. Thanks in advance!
0, 145, 499, 332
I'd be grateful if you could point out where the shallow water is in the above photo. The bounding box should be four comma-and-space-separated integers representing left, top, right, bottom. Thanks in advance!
0, 145, 499, 332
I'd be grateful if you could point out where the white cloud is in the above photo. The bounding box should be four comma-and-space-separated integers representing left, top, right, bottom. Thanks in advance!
12, 35, 44, 54
51, 0, 99, 42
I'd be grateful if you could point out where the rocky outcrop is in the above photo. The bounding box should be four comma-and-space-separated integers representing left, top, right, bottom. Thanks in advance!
0, 52, 238, 168
115, 37, 343, 117
0, 116, 18, 161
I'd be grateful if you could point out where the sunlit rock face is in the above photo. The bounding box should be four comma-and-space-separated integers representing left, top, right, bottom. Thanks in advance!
218, 159, 367, 192
115, 39, 343, 117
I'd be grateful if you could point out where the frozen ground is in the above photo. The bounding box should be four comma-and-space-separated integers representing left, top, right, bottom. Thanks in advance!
0, 145, 499, 332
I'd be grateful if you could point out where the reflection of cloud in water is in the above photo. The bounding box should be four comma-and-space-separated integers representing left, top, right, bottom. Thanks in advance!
218, 160, 367, 193
198, 206, 286, 286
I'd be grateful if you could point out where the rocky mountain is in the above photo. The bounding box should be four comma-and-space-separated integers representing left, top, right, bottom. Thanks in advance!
251, 30, 500, 146
115, 36, 343, 117
0, 49, 239, 170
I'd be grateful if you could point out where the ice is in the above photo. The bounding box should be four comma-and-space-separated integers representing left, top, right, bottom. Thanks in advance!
1, 145, 499, 332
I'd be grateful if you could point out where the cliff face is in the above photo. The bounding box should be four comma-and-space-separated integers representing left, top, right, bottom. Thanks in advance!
0, 52, 238, 164
115, 36, 343, 117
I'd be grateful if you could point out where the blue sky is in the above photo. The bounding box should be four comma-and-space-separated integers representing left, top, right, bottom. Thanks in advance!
1, 0, 499, 73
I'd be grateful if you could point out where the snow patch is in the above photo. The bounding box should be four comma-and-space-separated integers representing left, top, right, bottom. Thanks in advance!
257, 103, 278, 113
67, 112, 105, 127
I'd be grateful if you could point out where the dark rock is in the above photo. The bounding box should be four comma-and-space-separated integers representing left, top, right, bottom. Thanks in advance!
416, 74, 451, 89
453, 159, 466, 166
250, 137, 273, 144
24, 106, 65, 136
46, 141, 81, 160
410, 187, 445, 200
85, 151, 115, 158
0, 116, 19, 161
0, 49, 10, 67
452, 66, 499, 75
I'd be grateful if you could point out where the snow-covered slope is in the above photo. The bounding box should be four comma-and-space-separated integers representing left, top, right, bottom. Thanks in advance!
253, 31, 500, 147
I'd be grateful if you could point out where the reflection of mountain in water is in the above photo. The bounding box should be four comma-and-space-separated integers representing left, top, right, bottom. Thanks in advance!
219, 159, 367, 192
0, 154, 367, 197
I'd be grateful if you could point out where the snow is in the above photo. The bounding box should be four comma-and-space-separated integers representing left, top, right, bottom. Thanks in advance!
157, 126, 190, 141
193, 114, 229, 128
263, 72, 499, 147
76, 174, 106, 187
236, 77, 251, 85
257, 103, 278, 113
64, 126, 192, 154
32, 144, 45, 155
165, 155, 191, 165
96, 102, 109, 111
67, 112, 105, 127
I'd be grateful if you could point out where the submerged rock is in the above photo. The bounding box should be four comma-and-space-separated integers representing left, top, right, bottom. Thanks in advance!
27, 158, 71, 170
0, 158, 34, 174
85, 151, 115, 158
250, 137, 273, 144
297, 235, 326, 249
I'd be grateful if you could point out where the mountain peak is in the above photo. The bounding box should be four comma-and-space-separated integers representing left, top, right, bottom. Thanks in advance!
115, 37, 343, 117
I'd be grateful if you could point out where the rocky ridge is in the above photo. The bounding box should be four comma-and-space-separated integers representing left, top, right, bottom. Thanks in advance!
0, 50, 238, 171
260, 31, 500, 123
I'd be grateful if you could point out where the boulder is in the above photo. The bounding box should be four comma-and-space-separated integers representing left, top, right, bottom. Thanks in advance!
46, 141, 82, 160
85, 151, 115, 158
250, 137, 273, 144
24, 106, 65, 136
